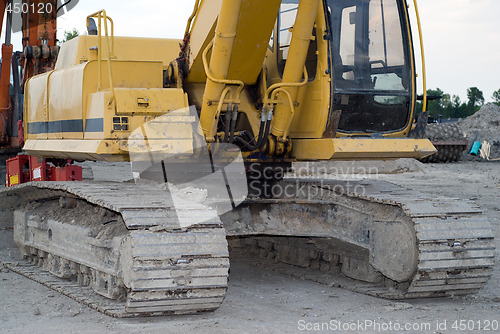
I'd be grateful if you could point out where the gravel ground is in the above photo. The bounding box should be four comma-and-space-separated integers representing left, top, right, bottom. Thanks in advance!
459, 103, 500, 158
1, 160, 499, 334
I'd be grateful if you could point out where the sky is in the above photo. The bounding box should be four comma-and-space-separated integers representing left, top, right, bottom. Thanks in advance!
4, 0, 500, 102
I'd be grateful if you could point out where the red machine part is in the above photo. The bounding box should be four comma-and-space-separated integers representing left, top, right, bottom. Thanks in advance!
49, 165, 82, 182
20, 0, 59, 90
0, 0, 13, 146
6, 154, 82, 187
0, 0, 59, 152
0, 44, 13, 145
29, 156, 49, 181
5, 154, 30, 187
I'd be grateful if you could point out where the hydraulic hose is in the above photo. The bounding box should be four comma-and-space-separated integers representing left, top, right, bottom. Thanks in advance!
224, 104, 232, 143
229, 104, 239, 143
233, 110, 273, 151
234, 112, 266, 150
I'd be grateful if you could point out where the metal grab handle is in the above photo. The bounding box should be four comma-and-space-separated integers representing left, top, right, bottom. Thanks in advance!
87, 10, 116, 106
202, 39, 245, 102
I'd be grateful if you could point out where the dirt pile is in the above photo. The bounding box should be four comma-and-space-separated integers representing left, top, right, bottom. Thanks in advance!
459, 103, 500, 158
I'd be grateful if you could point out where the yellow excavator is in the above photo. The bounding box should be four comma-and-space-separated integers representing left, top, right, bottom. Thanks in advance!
0, 0, 494, 317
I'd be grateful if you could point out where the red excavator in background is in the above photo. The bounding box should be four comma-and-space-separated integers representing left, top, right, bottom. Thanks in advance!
0, 0, 58, 154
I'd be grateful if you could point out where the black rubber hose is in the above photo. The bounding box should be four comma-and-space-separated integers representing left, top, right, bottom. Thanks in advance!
261, 110, 273, 147
238, 130, 257, 145
254, 111, 270, 149
234, 137, 258, 151
229, 104, 238, 143
234, 113, 266, 150
224, 104, 232, 143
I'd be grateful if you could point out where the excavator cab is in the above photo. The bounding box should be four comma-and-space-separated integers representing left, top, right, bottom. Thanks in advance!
275, 0, 415, 136
330, 0, 414, 134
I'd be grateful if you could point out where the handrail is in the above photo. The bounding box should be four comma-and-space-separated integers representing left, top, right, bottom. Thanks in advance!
215, 87, 232, 123
184, 0, 201, 37
412, 0, 427, 112
87, 10, 116, 106
264, 66, 308, 107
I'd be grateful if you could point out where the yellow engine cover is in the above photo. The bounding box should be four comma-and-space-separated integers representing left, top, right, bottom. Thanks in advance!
23, 36, 192, 162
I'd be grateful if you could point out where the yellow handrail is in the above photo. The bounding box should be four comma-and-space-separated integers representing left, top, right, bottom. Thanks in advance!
215, 87, 233, 122
202, 39, 245, 102
412, 0, 427, 112
264, 66, 309, 107
185, 0, 201, 37
87, 10, 116, 106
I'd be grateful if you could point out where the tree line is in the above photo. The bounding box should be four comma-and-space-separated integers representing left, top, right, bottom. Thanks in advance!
417, 87, 500, 119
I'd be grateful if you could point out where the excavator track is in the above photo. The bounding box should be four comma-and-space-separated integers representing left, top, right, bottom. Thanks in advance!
224, 178, 495, 299
0, 182, 229, 317
0, 177, 494, 313
421, 123, 467, 163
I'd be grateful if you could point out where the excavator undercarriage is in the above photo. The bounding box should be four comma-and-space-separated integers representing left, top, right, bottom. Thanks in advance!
0, 176, 494, 316
226, 178, 494, 299
0, 181, 229, 316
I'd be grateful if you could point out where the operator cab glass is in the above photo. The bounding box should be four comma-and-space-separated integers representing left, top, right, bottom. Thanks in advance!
275, 0, 413, 135
327, 0, 413, 133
